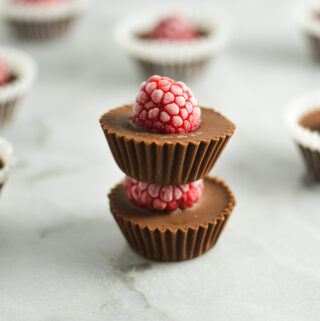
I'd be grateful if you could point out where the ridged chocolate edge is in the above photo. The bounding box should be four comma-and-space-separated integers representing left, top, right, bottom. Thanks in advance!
298, 144, 320, 181
109, 176, 236, 262
100, 106, 235, 185
133, 58, 212, 81
307, 34, 320, 61
0, 100, 18, 128
7, 18, 75, 40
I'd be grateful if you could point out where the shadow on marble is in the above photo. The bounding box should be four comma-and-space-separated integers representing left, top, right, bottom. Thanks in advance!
232, 41, 308, 65
0, 216, 161, 279
301, 173, 320, 189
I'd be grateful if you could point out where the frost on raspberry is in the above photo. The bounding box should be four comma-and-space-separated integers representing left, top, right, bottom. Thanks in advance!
0, 58, 8, 86
133, 75, 201, 133
150, 16, 198, 41
125, 176, 203, 211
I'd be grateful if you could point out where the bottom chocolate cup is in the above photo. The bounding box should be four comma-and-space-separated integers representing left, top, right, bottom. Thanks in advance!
298, 144, 320, 181
133, 57, 211, 81
7, 17, 75, 40
109, 176, 236, 262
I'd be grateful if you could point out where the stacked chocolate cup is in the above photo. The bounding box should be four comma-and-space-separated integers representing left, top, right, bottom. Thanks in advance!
100, 78, 236, 262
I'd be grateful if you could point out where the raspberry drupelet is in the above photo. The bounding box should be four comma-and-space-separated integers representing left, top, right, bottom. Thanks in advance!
0, 58, 8, 86
133, 75, 201, 133
150, 16, 198, 41
125, 176, 204, 211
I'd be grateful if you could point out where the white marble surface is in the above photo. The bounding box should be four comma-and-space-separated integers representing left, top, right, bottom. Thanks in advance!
0, 0, 320, 320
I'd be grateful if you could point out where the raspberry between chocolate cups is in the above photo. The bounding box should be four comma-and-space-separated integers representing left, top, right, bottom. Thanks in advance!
100, 76, 235, 185
0, 47, 36, 128
288, 91, 320, 181
100, 75, 236, 261
2, 0, 89, 41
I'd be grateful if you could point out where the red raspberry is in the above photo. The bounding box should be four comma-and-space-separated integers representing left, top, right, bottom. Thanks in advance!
125, 176, 203, 211
133, 75, 201, 133
0, 58, 8, 87
150, 16, 198, 41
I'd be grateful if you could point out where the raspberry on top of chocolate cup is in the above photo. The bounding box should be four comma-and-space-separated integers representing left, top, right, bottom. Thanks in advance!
115, 7, 231, 81
133, 75, 201, 133
100, 75, 235, 185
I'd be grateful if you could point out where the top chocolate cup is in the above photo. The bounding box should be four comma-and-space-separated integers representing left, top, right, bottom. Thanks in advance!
100, 104, 235, 185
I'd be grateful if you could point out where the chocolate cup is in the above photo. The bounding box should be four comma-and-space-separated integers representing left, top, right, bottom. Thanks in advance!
133, 57, 212, 82
298, 144, 320, 181
109, 176, 236, 262
0, 99, 18, 128
100, 105, 235, 185
0, 183, 4, 194
306, 34, 320, 60
7, 17, 75, 40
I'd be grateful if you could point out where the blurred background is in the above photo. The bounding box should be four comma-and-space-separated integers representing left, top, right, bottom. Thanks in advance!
0, 0, 320, 320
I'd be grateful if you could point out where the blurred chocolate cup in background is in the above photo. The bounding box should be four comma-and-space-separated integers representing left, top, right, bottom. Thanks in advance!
0, 46, 36, 128
2, 0, 90, 41
288, 91, 320, 181
0, 137, 13, 194
115, 5, 231, 81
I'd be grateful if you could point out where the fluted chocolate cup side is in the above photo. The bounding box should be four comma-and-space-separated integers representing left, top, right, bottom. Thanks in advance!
7, 18, 75, 40
108, 176, 236, 262
298, 144, 320, 181
100, 105, 235, 185
0, 100, 18, 128
133, 57, 212, 82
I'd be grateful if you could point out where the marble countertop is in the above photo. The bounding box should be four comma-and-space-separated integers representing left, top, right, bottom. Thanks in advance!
1, 0, 320, 320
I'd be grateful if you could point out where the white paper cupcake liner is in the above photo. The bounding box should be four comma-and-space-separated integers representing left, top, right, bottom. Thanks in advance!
0, 46, 37, 126
0, 137, 13, 187
287, 90, 320, 152
1, 0, 89, 22
115, 5, 231, 66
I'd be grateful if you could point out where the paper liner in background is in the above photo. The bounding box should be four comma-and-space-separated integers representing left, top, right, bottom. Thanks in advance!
0, 137, 13, 194
294, 2, 320, 60
287, 90, 320, 181
109, 176, 236, 262
2, 0, 89, 40
115, 6, 231, 81
0, 46, 36, 128
100, 105, 235, 185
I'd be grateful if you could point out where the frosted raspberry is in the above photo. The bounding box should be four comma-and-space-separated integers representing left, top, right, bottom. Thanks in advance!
0, 58, 8, 86
150, 16, 198, 41
133, 75, 201, 133
125, 176, 203, 211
